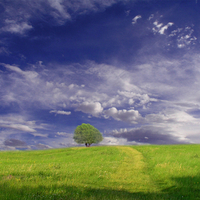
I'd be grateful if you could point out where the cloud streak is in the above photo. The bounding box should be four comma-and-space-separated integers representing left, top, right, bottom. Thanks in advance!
0, 0, 129, 33
0, 124, 36, 132
1, 20, 33, 34
0, 114, 47, 134
50, 110, 71, 115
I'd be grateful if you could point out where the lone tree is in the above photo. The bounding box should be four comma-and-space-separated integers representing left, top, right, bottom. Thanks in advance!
73, 123, 103, 147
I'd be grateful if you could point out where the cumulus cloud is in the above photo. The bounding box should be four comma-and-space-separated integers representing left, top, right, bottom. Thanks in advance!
117, 91, 156, 107
50, 110, 71, 115
76, 102, 103, 116
1, 55, 200, 143
150, 17, 197, 49
0, 57, 199, 115
176, 27, 197, 48
169, 27, 196, 49
104, 107, 140, 124
0, 61, 153, 115
112, 128, 128, 134
153, 21, 174, 34
159, 22, 174, 34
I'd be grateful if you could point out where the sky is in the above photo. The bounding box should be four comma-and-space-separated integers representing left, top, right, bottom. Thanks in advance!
0, 0, 200, 150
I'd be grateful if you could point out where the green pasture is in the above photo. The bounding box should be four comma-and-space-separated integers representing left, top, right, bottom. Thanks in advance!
0, 145, 200, 199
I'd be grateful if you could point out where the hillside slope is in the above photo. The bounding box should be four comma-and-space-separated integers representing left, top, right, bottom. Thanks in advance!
0, 145, 200, 200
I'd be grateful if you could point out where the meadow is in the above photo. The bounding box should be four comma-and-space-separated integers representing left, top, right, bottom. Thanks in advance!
0, 145, 200, 200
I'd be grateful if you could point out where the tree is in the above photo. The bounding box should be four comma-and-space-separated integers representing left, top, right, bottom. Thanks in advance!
73, 123, 103, 147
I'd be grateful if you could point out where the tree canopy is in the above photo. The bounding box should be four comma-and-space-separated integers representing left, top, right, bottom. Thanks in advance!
73, 123, 103, 147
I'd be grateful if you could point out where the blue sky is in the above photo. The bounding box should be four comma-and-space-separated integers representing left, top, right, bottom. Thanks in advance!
0, 0, 200, 150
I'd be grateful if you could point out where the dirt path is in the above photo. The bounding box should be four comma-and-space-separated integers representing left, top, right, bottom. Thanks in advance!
110, 146, 157, 192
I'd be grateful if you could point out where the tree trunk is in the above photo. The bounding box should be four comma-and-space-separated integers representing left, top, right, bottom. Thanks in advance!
85, 143, 91, 147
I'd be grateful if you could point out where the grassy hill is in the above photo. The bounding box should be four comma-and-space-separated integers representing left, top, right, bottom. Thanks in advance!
0, 145, 200, 200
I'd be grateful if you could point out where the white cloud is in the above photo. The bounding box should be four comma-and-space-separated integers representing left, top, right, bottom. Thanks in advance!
56, 132, 69, 136
153, 21, 163, 28
145, 113, 169, 124
117, 91, 153, 106
0, 116, 36, 132
169, 28, 182, 37
76, 102, 103, 116
86, 62, 142, 95
112, 128, 128, 134
50, 110, 71, 115
104, 107, 140, 124
1, 55, 200, 142
31, 133, 48, 137
153, 21, 174, 35
2, 63, 38, 80
100, 136, 127, 145
139, 94, 150, 105
0, 0, 128, 30
129, 99, 134, 105
0, 0, 127, 38
0, 114, 47, 133
148, 14, 154, 20
151, 18, 197, 49
142, 108, 200, 143
1, 20, 32, 34
101, 136, 143, 145
0, 61, 152, 117
0, 124, 36, 132
132, 15, 142, 25
159, 22, 173, 34
0, 58, 195, 114
48, 0, 71, 20
0, 59, 196, 113
176, 27, 197, 48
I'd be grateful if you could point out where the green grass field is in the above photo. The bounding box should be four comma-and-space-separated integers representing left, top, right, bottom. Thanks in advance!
0, 145, 200, 200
